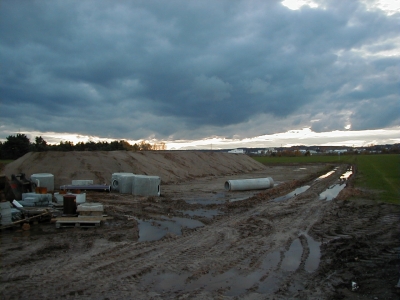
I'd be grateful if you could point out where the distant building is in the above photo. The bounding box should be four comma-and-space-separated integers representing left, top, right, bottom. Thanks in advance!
333, 149, 348, 154
228, 149, 245, 154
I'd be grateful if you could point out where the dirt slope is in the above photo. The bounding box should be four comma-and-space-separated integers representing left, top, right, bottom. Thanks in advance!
4, 151, 266, 187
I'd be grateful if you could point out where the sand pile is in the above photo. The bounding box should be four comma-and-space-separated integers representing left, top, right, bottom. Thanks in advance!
4, 151, 266, 188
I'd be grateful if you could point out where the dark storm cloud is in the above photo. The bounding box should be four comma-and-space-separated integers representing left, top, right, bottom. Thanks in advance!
0, 0, 398, 140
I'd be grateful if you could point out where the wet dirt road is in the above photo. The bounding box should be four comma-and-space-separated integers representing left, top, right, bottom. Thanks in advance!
1, 164, 399, 299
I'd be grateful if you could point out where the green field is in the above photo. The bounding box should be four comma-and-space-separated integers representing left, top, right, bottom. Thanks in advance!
253, 154, 399, 204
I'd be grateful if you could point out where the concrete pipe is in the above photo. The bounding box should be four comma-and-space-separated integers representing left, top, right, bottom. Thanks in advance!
111, 172, 134, 192
224, 177, 274, 191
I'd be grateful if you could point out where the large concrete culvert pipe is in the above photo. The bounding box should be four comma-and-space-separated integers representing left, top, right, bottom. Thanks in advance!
224, 177, 274, 191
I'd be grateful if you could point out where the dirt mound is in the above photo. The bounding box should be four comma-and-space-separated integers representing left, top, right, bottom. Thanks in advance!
4, 151, 266, 187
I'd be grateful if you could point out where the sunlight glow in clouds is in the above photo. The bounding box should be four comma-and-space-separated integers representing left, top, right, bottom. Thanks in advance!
165, 127, 400, 150
281, 0, 319, 10
2, 127, 399, 150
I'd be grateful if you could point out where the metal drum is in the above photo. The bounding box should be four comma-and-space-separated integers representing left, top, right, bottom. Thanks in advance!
63, 194, 77, 215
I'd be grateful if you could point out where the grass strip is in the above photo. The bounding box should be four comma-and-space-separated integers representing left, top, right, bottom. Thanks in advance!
253, 154, 399, 204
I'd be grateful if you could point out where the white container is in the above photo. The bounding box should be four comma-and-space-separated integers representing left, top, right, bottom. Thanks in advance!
77, 203, 104, 212
111, 172, 135, 193
31, 173, 54, 191
132, 175, 161, 197
20, 193, 52, 207
12, 200, 23, 208
22, 193, 52, 203
71, 180, 94, 186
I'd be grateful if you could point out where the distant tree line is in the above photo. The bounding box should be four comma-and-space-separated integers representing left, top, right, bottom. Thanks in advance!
0, 134, 166, 160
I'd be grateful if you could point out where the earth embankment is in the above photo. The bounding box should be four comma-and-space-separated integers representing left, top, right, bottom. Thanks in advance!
3, 151, 266, 187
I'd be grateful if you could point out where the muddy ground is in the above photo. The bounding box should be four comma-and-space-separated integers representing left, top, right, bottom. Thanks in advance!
1, 154, 399, 299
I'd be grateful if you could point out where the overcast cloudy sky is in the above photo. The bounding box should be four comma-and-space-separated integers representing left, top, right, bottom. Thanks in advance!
1, 0, 399, 149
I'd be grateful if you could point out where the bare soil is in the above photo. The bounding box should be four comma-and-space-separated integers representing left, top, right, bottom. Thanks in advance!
1, 151, 399, 299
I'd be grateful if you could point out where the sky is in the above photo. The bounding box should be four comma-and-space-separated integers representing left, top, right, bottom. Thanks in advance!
0, 0, 399, 150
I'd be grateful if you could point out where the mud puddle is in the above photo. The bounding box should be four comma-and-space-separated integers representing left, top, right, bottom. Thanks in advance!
179, 209, 223, 218
140, 233, 320, 296
319, 167, 353, 201
319, 183, 346, 200
304, 234, 321, 273
229, 196, 250, 202
184, 193, 226, 205
137, 217, 204, 242
140, 251, 281, 296
315, 167, 338, 180
272, 185, 310, 202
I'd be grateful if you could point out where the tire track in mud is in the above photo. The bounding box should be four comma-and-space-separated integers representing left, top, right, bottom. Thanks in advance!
2, 165, 363, 298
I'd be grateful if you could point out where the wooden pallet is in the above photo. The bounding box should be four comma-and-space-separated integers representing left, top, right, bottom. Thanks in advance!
55, 217, 102, 228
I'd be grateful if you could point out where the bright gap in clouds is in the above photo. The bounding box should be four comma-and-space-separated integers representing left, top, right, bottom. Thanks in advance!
3, 127, 400, 150
282, 0, 400, 15
281, 0, 319, 10
365, 0, 400, 15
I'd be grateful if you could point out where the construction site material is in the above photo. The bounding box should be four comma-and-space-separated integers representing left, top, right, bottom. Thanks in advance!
20, 192, 52, 207
55, 216, 103, 228
0, 201, 11, 209
0, 210, 51, 230
54, 192, 65, 203
5, 173, 34, 200
132, 175, 161, 196
35, 186, 48, 194
63, 195, 77, 215
60, 184, 111, 192
111, 172, 135, 192
71, 180, 94, 185
54, 192, 86, 204
116, 173, 136, 194
12, 200, 23, 208
31, 173, 54, 191
77, 202, 104, 217
224, 177, 274, 191
0, 201, 12, 225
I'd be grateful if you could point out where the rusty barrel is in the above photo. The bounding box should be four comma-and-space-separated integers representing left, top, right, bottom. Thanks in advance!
63, 194, 77, 215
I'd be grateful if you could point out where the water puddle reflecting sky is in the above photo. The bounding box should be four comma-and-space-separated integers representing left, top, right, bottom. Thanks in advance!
281, 238, 302, 272
304, 234, 321, 273
315, 169, 336, 180
319, 183, 346, 201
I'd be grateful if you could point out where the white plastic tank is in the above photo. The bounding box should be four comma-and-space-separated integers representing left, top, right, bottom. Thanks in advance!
111, 172, 135, 192
54, 192, 86, 204
31, 173, 55, 191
